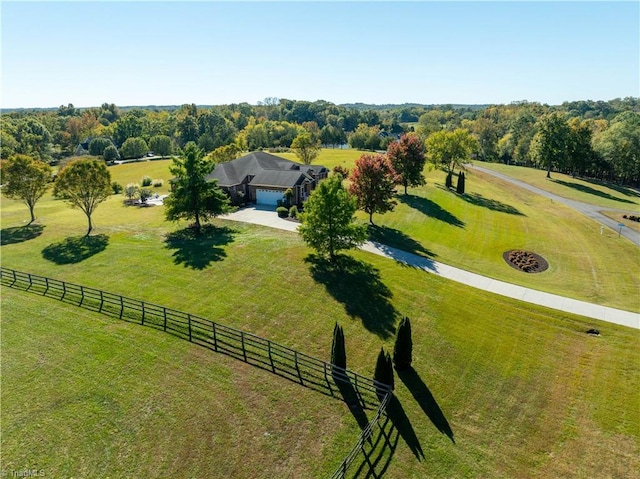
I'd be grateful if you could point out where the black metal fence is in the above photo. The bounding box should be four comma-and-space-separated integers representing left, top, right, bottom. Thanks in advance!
1, 266, 393, 478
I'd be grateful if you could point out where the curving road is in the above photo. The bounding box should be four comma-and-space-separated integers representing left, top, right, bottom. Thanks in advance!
220, 206, 640, 330
468, 165, 640, 247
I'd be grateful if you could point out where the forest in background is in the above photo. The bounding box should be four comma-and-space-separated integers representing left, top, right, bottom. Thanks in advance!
1, 96, 638, 185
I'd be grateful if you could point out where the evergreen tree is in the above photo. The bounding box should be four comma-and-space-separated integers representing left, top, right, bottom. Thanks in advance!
393, 316, 413, 371
445, 170, 453, 189
373, 347, 394, 397
456, 171, 466, 194
330, 323, 347, 371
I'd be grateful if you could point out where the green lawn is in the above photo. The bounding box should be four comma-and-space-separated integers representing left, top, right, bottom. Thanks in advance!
475, 162, 640, 211
2, 153, 639, 477
2, 216, 638, 478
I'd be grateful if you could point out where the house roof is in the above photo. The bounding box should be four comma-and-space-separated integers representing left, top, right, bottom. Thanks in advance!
207, 151, 327, 188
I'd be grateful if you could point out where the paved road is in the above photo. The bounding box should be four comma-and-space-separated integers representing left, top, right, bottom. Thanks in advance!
469, 165, 640, 247
221, 207, 640, 329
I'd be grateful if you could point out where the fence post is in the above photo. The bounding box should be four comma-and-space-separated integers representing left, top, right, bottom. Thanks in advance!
11, 269, 17, 286
240, 331, 247, 362
141, 302, 145, 325
163, 308, 167, 331
99, 290, 104, 312
44, 277, 49, 294
62, 280, 66, 299
268, 341, 275, 372
212, 322, 218, 351
79, 285, 85, 306
119, 295, 124, 319
188, 314, 192, 341
294, 351, 303, 385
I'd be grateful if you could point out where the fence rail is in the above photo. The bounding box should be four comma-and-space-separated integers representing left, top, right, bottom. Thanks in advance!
1, 267, 393, 477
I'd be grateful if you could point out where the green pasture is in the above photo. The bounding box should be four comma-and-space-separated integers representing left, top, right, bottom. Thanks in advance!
2, 205, 639, 477
475, 162, 640, 211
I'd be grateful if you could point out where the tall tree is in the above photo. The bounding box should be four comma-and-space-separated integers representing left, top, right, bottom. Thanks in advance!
88, 137, 114, 157
393, 316, 413, 371
373, 347, 394, 398
299, 173, 367, 262
594, 112, 640, 184
349, 153, 398, 225
0, 155, 52, 223
121, 137, 149, 159
386, 133, 427, 194
291, 131, 321, 165
149, 135, 173, 158
456, 171, 466, 194
53, 158, 112, 235
330, 323, 347, 371
425, 128, 478, 176
164, 142, 231, 232
530, 112, 571, 178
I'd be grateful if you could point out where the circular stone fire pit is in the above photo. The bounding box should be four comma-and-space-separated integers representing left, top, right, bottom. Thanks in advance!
503, 250, 549, 273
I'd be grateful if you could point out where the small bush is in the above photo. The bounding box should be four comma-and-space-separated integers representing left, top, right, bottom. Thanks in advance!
276, 206, 288, 218
152, 179, 164, 187
141, 176, 153, 187
139, 188, 154, 204
111, 181, 123, 194
124, 183, 140, 201
289, 205, 298, 218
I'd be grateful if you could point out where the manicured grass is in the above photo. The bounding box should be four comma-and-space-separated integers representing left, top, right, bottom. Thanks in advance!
2, 215, 639, 478
476, 162, 640, 211
108, 159, 174, 195
1, 288, 356, 479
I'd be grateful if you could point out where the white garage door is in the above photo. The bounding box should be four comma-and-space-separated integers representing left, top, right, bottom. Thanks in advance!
256, 189, 283, 206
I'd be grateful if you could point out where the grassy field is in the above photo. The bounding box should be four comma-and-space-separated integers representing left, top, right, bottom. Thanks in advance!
2, 152, 639, 477
475, 162, 640, 211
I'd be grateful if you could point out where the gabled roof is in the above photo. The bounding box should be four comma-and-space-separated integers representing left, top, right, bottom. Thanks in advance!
249, 170, 312, 188
206, 151, 327, 188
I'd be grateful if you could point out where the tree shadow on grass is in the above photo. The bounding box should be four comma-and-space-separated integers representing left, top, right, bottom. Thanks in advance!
42, 234, 109, 264
164, 224, 236, 270
458, 192, 525, 216
386, 394, 425, 461
397, 194, 465, 228
335, 373, 370, 432
1, 224, 45, 246
580, 177, 640, 199
552, 179, 636, 204
368, 225, 436, 260
398, 367, 455, 443
305, 254, 398, 339
351, 415, 400, 479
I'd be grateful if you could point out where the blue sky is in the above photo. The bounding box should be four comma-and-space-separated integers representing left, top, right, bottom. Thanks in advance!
1, 1, 638, 108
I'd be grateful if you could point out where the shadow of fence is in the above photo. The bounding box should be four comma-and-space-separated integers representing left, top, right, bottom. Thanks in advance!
1, 267, 399, 479
0, 267, 388, 412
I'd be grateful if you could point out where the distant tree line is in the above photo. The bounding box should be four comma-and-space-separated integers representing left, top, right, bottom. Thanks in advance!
1, 97, 638, 184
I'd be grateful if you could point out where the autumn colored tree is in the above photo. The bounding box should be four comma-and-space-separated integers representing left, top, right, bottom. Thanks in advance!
349, 153, 398, 225
0, 155, 52, 223
386, 134, 427, 194
53, 158, 112, 235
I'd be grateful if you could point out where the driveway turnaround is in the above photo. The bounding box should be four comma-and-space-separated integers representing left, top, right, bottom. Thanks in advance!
221, 207, 640, 330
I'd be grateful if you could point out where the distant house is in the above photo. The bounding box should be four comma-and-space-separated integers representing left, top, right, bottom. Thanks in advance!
206, 151, 328, 207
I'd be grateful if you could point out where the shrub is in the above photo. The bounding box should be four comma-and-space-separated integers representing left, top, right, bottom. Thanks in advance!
332, 165, 350, 179
139, 187, 154, 204
393, 316, 413, 371
141, 176, 153, 187
330, 323, 347, 371
124, 183, 140, 201
289, 205, 298, 218
445, 171, 453, 189
111, 181, 123, 194
276, 206, 288, 218
373, 347, 394, 398
152, 179, 164, 187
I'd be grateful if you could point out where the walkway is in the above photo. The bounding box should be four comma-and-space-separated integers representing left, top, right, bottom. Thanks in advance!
469, 165, 640, 247
220, 207, 640, 330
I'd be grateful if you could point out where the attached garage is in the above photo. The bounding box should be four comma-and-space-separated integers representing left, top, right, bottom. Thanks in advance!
256, 189, 284, 206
